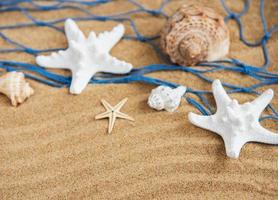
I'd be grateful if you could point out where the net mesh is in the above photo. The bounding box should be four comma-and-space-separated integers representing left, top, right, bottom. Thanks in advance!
0, 0, 277, 121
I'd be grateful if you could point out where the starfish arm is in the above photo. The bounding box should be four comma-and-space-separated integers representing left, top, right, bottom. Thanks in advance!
65, 18, 85, 43
36, 50, 71, 69
250, 123, 278, 144
115, 111, 134, 121
114, 98, 128, 111
250, 89, 274, 117
69, 68, 97, 94
36, 39, 84, 70
108, 113, 117, 134
99, 54, 133, 74
96, 24, 125, 53
223, 135, 248, 158
212, 79, 232, 111
95, 111, 110, 120
188, 112, 219, 135
101, 99, 113, 110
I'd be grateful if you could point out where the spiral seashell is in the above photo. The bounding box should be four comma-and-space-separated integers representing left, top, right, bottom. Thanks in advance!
161, 4, 230, 66
0, 71, 34, 106
148, 85, 186, 112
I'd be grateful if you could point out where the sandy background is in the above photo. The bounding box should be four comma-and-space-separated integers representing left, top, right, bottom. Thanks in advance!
0, 0, 277, 199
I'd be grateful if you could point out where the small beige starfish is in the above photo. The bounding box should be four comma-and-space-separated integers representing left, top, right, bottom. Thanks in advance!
95, 98, 134, 134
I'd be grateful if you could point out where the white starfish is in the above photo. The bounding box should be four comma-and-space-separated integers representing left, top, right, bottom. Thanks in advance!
188, 79, 278, 159
36, 19, 133, 94
95, 98, 134, 134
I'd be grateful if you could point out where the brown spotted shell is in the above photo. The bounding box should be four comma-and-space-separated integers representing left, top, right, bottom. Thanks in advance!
161, 4, 230, 66
0, 71, 34, 106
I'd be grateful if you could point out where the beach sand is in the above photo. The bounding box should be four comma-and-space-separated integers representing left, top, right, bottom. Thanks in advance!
0, 0, 277, 199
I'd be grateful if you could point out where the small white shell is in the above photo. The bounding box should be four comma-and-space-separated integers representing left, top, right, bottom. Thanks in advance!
148, 86, 186, 112
0, 71, 34, 106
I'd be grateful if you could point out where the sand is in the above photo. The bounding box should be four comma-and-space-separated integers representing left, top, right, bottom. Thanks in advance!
0, 0, 277, 199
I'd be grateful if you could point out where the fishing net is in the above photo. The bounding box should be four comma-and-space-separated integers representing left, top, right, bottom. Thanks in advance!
0, 0, 277, 121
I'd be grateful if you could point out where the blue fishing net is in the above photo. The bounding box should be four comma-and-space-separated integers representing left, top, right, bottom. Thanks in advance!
0, 0, 277, 122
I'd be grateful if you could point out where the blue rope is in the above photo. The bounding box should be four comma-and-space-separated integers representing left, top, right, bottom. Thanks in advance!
0, 0, 277, 122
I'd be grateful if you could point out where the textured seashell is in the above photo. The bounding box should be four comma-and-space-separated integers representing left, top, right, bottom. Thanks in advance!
0, 71, 34, 106
161, 4, 230, 66
148, 85, 186, 112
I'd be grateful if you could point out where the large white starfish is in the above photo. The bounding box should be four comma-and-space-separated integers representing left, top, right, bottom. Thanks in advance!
36, 19, 133, 94
188, 79, 278, 158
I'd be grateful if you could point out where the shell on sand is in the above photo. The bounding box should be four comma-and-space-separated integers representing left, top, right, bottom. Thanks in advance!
0, 71, 34, 106
148, 85, 186, 112
161, 4, 230, 66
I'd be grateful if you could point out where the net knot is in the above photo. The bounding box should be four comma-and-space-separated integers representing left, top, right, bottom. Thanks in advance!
146, 10, 161, 16
232, 59, 251, 74
36, 21, 48, 27
262, 32, 271, 43
25, 48, 37, 55
241, 88, 251, 93
137, 35, 148, 42
241, 64, 252, 74
229, 13, 237, 19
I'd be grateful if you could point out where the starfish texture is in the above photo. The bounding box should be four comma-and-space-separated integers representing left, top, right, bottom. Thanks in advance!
36, 19, 133, 94
188, 79, 278, 158
95, 98, 134, 134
